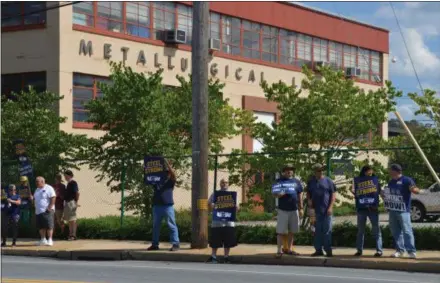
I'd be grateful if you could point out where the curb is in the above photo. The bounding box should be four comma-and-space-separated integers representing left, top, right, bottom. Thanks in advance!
2, 249, 439, 274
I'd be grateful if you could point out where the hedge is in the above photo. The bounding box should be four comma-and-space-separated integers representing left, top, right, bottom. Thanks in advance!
18, 215, 440, 250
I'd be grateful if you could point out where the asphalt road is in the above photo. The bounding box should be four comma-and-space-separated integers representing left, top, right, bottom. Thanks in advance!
2, 256, 440, 283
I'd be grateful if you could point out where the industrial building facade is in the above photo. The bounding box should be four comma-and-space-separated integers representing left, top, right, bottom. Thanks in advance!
2, 1, 389, 218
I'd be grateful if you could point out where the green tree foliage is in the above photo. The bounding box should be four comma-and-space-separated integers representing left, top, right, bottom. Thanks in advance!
377, 89, 439, 188
223, 66, 401, 211
1, 88, 89, 186
85, 62, 253, 218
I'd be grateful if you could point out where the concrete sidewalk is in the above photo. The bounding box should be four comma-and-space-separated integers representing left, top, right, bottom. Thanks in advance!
2, 239, 439, 273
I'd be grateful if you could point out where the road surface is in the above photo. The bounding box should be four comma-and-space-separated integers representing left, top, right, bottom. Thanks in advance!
2, 256, 439, 283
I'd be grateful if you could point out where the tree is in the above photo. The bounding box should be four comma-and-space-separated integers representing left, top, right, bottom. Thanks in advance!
1, 88, 89, 186
223, 66, 401, 211
377, 89, 439, 188
85, 62, 253, 218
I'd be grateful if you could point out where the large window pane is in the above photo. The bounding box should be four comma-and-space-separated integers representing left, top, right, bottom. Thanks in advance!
371, 51, 381, 80
280, 29, 297, 66
23, 2, 46, 25
242, 20, 260, 59
222, 16, 241, 55
2, 2, 46, 27
297, 34, 312, 66
177, 4, 192, 44
1, 72, 46, 100
343, 45, 357, 68
358, 48, 370, 80
125, 2, 150, 38
313, 38, 328, 62
262, 25, 278, 63
97, 1, 122, 32
329, 41, 343, 69
73, 1, 94, 26
153, 2, 175, 40
209, 13, 220, 41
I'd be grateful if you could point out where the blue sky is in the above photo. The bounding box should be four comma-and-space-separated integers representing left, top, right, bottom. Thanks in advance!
297, 1, 440, 123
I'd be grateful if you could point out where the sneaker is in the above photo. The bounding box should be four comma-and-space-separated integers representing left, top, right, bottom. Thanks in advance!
38, 239, 48, 246
354, 251, 362, 256
391, 251, 403, 258
206, 256, 218, 264
374, 252, 383, 257
325, 251, 333, 257
408, 252, 417, 259
311, 251, 324, 257
147, 245, 159, 251
169, 245, 180, 252
223, 257, 231, 264
46, 239, 54, 246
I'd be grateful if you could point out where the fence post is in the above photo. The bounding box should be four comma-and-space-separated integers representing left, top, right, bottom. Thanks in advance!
213, 154, 219, 193
326, 149, 333, 177
120, 161, 127, 231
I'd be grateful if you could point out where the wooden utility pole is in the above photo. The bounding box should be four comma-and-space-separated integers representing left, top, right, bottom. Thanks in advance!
191, 1, 209, 249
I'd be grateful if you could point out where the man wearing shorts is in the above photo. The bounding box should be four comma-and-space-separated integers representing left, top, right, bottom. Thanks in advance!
64, 170, 80, 241
273, 164, 303, 258
206, 179, 237, 264
34, 177, 56, 246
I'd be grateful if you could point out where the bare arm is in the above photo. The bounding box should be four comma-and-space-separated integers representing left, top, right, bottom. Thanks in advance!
48, 197, 56, 211
298, 192, 303, 210
410, 186, 420, 194
165, 159, 176, 182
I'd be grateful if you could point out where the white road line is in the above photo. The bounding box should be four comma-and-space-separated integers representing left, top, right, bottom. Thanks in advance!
2, 259, 435, 283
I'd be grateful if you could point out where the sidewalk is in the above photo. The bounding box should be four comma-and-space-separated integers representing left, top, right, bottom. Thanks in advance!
2, 239, 439, 273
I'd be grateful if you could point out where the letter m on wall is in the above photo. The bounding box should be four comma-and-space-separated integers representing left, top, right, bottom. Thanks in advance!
79, 39, 93, 56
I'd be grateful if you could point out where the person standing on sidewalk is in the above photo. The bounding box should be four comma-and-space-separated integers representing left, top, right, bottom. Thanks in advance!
353, 165, 383, 257
307, 163, 336, 257
53, 174, 66, 235
64, 170, 80, 241
18, 176, 33, 225
34, 177, 56, 246
1, 185, 21, 247
147, 159, 180, 252
273, 164, 303, 258
384, 164, 419, 259
206, 179, 237, 263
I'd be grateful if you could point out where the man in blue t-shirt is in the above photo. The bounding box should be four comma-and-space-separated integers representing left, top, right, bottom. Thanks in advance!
273, 164, 304, 258
147, 159, 180, 252
307, 163, 337, 257
384, 164, 419, 259
1, 184, 21, 247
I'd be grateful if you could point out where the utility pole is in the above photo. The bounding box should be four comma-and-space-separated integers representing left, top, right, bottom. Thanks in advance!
191, 1, 209, 249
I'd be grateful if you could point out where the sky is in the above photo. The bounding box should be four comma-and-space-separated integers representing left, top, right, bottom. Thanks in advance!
296, 1, 440, 123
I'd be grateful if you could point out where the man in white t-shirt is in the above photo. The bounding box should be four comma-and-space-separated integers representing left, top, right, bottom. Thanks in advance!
34, 176, 56, 246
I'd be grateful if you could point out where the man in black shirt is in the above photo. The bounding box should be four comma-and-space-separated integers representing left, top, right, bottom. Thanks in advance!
63, 170, 80, 241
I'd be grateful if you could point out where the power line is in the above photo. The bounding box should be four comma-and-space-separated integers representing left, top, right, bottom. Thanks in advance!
1, 1, 83, 21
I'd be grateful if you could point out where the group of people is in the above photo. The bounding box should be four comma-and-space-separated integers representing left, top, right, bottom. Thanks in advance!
1, 170, 80, 247
273, 162, 419, 259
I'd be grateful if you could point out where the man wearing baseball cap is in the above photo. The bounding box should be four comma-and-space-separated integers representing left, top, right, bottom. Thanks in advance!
307, 163, 337, 257
273, 164, 304, 258
384, 164, 419, 259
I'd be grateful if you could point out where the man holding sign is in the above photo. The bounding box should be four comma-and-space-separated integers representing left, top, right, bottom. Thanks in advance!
384, 164, 419, 259
206, 179, 237, 264
353, 165, 383, 257
272, 164, 303, 258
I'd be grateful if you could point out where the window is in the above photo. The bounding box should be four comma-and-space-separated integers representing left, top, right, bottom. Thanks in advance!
280, 29, 297, 66
72, 74, 111, 123
371, 51, 381, 82
329, 41, 343, 69
2, 2, 46, 28
343, 45, 357, 68
222, 16, 241, 55
96, 1, 123, 33
313, 38, 328, 63
153, 2, 175, 40
126, 2, 150, 38
1, 72, 46, 100
242, 20, 260, 59
73, 1, 94, 27
262, 25, 278, 63
177, 4, 192, 44
297, 34, 312, 66
358, 48, 370, 80
209, 13, 220, 41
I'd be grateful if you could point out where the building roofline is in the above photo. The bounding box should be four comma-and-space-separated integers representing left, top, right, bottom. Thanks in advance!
282, 2, 390, 33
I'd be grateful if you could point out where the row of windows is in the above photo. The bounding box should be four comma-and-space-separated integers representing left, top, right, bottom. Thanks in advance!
1, 2, 46, 27
73, 1, 382, 82
1, 72, 47, 99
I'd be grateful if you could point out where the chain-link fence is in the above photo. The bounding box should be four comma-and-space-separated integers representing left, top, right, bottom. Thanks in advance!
2, 146, 439, 233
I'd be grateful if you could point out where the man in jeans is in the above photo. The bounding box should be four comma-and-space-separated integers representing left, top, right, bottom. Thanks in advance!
384, 164, 419, 259
2, 184, 21, 247
307, 163, 337, 257
64, 170, 80, 241
273, 164, 303, 258
34, 177, 56, 246
147, 160, 180, 251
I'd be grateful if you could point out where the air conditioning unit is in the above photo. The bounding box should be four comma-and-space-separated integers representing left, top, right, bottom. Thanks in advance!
373, 74, 381, 83
163, 29, 186, 44
315, 61, 330, 68
345, 67, 361, 77
209, 38, 221, 51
